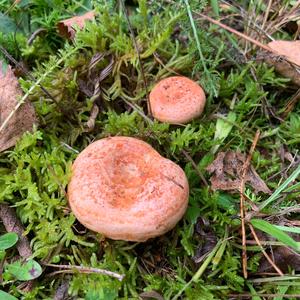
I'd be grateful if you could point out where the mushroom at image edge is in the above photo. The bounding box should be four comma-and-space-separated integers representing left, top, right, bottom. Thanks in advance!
149, 76, 206, 124
67, 136, 189, 242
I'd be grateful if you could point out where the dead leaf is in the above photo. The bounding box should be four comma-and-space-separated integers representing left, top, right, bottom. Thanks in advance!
206, 151, 271, 194
57, 11, 95, 39
0, 203, 32, 258
0, 62, 37, 152
193, 217, 217, 263
258, 246, 300, 273
255, 229, 300, 273
260, 40, 300, 86
268, 40, 300, 66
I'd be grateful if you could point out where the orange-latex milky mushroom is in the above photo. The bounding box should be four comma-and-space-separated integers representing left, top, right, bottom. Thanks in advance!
68, 137, 189, 242
149, 76, 206, 124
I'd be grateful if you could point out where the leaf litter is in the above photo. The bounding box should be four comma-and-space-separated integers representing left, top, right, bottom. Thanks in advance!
206, 151, 271, 194
0, 62, 37, 152
254, 229, 300, 273
57, 11, 95, 39
259, 40, 300, 86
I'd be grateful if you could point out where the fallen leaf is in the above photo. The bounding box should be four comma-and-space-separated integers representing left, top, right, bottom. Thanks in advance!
268, 40, 300, 66
206, 151, 271, 194
260, 40, 300, 86
258, 246, 300, 273
57, 11, 95, 39
193, 217, 217, 263
0, 204, 32, 258
0, 62, 37, 152
255, 229, 300, 273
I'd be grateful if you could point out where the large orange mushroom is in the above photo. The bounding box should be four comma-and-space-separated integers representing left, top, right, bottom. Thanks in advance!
68, 137, 189, 242
149, 76, 206, 124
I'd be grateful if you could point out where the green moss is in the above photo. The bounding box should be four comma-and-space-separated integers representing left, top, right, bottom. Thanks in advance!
0, 0, 299, 299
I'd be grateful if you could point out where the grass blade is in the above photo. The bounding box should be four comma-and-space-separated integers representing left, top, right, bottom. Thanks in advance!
251, 219, 300, 251
275, 225, 300, 235
184, 0, 218, 97
259, 163, 300, 210
210, 0, 219, 17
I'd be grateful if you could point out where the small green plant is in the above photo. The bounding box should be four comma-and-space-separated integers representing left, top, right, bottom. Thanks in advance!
0, 0, 299, 298
0, 232, 42, 299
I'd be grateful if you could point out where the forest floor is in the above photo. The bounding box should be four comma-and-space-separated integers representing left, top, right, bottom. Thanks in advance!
0, 0, 300, 299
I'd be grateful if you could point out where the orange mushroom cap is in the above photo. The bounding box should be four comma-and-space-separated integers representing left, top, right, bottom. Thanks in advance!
149, 76, 206, 124
68, 137, 189, 242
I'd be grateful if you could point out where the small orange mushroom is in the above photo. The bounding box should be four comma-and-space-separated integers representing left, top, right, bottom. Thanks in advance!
149, 76, 206, 124
68, 137, 189, 242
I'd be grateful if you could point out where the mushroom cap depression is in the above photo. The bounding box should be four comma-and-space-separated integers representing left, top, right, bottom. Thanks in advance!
68, 137, 189, 242
149, 76, 206, 124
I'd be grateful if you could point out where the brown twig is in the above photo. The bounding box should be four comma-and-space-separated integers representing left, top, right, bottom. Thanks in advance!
153, 52, 181, 76
195, 12, 273, 52
249, 224, 284, 276
181, 149, 208, 186
262, 0, 273, 30
0, 204, 32, 259
119, 0, 152, 116
43, 263, 125, 281
27, 28, 47, 45
283, 88, 300, 118
195, 12, 300, 67
240, 130, 260, 278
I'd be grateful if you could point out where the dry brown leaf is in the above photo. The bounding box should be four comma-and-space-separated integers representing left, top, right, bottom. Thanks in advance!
57, 11, 95, 39
268, 40, 300, 66
0, 62, 37, 152
255, 230, 300, 273
0, 203, 32, 258
258, 246, 300, 273
260, 40, 300, 86
206, 151, 271, 194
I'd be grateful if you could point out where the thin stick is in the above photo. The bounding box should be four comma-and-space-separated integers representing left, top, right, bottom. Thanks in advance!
123, 98, 153, 123
195, 12, 300, 67
43, 263, 125, 281
240, 130, 260, 278
119, 0, 152, 116
283, 88, 300, 117
249, 224, 284, 276
262, 0, 273, 30
181, 149, 208, 186
153, 52, 181, 76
